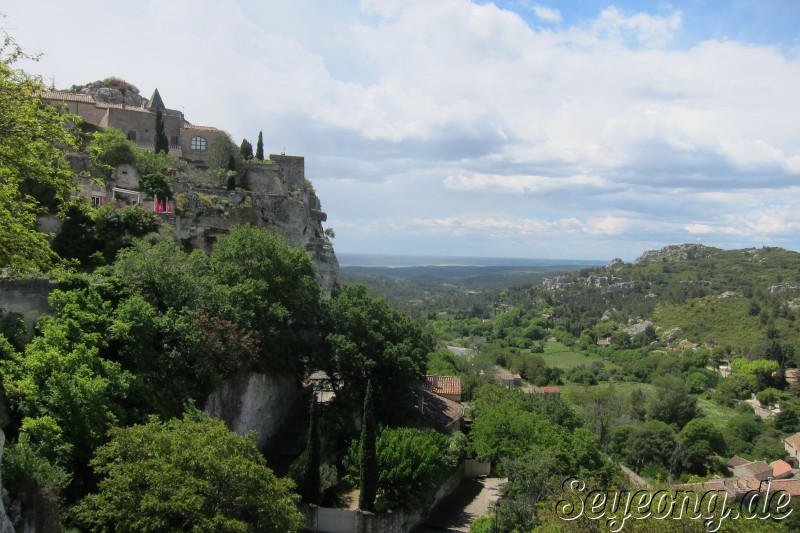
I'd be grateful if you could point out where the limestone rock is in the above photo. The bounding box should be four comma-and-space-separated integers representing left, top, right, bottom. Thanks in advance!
204, 373, 301, 451
662, 327, 683, 343
633, 244, 720, 265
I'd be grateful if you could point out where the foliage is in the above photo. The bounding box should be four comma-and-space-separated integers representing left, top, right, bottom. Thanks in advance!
647, 374, 699, 428
74, 409, 303, 532
87, 128, 137, 176
240, 138, 253, 160
256, 131, 264, 160
678, 418, 726, 475
0, 42, 79, 271
140, 172, 171, 199
302, 396, 321, 504
345, 425, 459, 511
358, 380, 378, 511
319, 284, 432, 424
92, 206, 161, 264
1, 317, 133, 477
208, 224, 320, 373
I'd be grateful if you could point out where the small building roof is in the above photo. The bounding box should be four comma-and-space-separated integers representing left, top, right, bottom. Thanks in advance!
418, 375, 461, 398
414, 389, 464, 431
727, 455, 751, 468
147, 88, 165, 111
495, 369, 521, 381
741, 461, 773, 478
39, 90, 96, 103
770, 459, 792, 478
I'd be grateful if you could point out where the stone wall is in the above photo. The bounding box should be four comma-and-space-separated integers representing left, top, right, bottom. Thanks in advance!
204, 372, 301, 450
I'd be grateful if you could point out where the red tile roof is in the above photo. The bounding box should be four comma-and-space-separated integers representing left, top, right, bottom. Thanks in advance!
771, 459, 792, 478
420, 375, 461, 397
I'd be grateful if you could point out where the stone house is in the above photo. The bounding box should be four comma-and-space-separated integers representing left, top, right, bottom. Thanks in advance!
784, 432, 800, 461
413, 376, 464, 432
41, 88, 226, 168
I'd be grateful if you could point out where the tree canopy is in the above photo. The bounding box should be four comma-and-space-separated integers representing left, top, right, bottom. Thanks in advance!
74, 410, 303, 532
0, 35, 80, 271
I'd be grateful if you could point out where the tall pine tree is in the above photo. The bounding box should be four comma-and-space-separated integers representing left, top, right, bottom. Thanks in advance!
303, 395, 321, 504
358, 381, 378, 511
154, 108, 169, 154
256, 131, 264, 160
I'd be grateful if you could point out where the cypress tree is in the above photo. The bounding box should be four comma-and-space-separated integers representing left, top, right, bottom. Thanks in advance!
240, 138, 253, 160
303, 395, 321, 504
256, 130, 264, 160
154, 108, 169, 154
358, 381, 378, 511
226, 154, 236, 190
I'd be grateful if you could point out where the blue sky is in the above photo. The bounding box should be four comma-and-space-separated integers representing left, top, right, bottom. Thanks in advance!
6, 1, 800, 261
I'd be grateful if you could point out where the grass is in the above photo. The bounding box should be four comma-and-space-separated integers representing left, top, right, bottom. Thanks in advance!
540, 340, 617, 370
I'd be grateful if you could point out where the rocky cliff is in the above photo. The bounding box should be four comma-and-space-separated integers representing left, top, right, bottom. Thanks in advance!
204, 373, 301, 450
171, 157, 339, 296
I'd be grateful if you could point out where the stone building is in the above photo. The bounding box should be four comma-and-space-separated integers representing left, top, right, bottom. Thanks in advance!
41, 88, 226, 167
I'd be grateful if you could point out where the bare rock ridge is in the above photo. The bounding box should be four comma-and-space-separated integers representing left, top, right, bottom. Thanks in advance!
633, 243, 721, 264
66, 78, 148, 107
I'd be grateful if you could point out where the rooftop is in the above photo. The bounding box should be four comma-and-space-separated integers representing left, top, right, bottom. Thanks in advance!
417, 375, 461, 398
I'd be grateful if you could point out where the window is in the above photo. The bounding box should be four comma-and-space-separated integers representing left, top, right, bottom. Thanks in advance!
127, 130, 137, 142
190, 136, 207, 151
170, 135, 178, 147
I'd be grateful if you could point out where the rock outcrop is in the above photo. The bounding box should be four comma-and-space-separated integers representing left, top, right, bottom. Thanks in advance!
633, 244, 720, 264
171, 157, 339, 296
66, 78, 147, 107
204, 373, 302, 451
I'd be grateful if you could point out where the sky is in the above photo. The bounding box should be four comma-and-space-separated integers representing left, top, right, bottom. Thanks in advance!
5, 0, 800, 261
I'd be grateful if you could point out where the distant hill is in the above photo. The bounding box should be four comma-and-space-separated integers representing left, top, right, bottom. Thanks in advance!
544, 244, 800, 354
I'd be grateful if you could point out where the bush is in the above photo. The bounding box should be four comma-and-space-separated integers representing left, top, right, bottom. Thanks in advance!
87, 128, 137, 176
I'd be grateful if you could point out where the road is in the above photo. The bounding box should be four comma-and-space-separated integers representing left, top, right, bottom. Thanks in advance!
413, 477, 506, 533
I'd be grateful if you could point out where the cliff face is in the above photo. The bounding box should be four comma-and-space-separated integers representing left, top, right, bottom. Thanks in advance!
171, 156, 339, 296
204, 373, 301, 450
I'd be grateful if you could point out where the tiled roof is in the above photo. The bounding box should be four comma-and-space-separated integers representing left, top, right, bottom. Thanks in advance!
183, 123, 220, 132
418, 375, 461, 398
495, 370, 521, 381
727, 455, 751, 467
771, 479, 800, 496
770, 459, 792, 478
537, 386, 560, 394
742, 461, 773, 477
39, 91, 96, 103
415, 389, 464, 431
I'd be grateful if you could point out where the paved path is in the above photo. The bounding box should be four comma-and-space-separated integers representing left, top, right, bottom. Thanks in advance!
413, 477, 506, 533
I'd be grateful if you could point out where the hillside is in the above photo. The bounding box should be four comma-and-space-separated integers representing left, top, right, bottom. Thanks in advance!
543, 244, 800, 354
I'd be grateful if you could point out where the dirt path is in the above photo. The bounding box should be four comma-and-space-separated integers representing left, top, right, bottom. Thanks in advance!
413, 477, 506, 532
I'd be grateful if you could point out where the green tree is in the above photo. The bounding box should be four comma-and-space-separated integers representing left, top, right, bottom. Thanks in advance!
358, 381, 378, 511
240, 138, 253, 160
74, 410, 303, 532
154, 108, 169, 154
256, 130, 264, 160
346, 425, 458, 511
302, 395, 321, 504
87, 128, 137, 177
208, 224, 320, 373
319, 284, 431, 423
647, 375, 699, 428
679, 418, 726, 475
0, 35, 79, 271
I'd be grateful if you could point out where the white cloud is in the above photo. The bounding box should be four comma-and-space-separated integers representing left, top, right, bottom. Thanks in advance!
533, 5, 562, 23
6, 0, 800, 258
